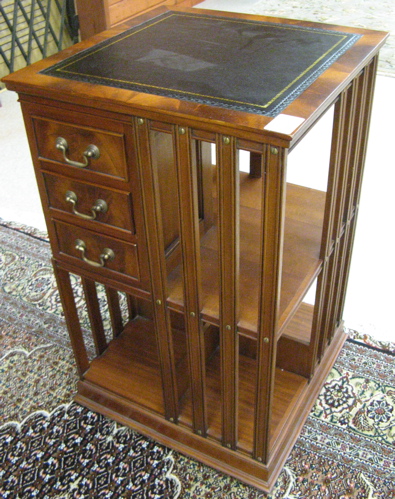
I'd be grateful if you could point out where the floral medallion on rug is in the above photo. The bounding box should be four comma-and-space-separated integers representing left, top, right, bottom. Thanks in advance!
1, 219, 394, 498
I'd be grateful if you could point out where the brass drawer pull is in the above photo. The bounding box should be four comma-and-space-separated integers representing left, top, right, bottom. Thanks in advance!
75, 239, 115, 268
65, 191, 108, 220
56, 137, 100, 168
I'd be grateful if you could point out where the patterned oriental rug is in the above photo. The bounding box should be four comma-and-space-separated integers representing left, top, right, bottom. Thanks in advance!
1, 219, 394, 498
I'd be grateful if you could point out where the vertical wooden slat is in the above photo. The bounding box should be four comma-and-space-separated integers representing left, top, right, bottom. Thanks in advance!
174, 126, 207, 436
254, 144, 287, 462
350, 57, 378, 214
127, 294, 138, 320
52, 262, 90, 376
81, 277, 107, 355
317, 250, 337, 359
217, 134, 239, 449
196, 140, 215, 233
332, 84, 355, 240
316, 90, 348, 360
105, 286, 123, 338
134, 117, 179, 422
307, 268, 324, 376
343, 72, 367, 224
320, 97, 346, 262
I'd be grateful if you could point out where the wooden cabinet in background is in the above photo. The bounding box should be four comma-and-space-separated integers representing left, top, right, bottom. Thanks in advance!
75, 0, 200, 39
3, 7, 388, 492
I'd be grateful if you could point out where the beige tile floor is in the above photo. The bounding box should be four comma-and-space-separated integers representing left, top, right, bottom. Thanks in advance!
0, 1, 394, 342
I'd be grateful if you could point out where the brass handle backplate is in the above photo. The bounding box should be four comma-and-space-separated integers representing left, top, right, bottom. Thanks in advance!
56, 137, 100, 168
65, 191, 108, 221
75, 239, 115, 268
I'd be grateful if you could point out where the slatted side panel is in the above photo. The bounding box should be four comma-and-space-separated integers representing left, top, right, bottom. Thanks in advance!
316, 56, 379, 362
0, 0, 77, 87
334, 56, 379, 327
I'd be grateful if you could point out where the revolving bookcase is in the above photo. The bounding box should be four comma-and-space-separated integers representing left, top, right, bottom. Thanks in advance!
3, 7, 388, 491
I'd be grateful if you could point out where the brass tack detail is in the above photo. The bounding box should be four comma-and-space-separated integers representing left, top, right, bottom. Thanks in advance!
179, 127, 186, 135
225, 325, 231, 330
137, 118, 144, 125
263, 337, 269, 343
223, 136, 230, 144
270, 146, 279, 155
156, 299, 162, 306
190, 312, 196, 317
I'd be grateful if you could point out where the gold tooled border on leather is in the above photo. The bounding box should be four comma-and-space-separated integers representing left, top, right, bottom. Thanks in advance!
42, 12, 361, 116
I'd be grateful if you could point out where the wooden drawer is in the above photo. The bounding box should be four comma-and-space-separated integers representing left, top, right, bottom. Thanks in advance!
32, 116, 128, 180
54, 221, 140, 281
43, 172, 135, 234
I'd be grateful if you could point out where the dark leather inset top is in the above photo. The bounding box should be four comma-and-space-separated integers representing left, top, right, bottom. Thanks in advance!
42, 12, 360, 116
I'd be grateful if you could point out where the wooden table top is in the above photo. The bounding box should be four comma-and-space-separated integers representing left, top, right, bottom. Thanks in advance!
3, 6, 388, 146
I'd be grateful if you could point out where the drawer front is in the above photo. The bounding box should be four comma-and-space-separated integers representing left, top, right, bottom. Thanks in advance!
55, 222, 140, 281
43, 173, 135, 234
33, 116, 128, 180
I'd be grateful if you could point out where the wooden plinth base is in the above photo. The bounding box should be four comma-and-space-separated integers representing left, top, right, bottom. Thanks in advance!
75, 323, 347, 492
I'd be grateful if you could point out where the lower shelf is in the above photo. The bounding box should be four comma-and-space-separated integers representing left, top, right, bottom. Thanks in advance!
83, 317, 165, 414
78, 315, 347, 492
179, 348, 307, 452
83, 315, 308, 453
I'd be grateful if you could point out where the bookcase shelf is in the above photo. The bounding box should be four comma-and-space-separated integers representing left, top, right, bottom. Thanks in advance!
167, 176, 325, 340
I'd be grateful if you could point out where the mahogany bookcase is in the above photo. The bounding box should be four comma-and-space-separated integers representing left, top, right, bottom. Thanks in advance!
3, 7, 388, 491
